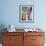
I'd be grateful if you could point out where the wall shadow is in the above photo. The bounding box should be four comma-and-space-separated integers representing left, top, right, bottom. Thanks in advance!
0, 24, 7, 43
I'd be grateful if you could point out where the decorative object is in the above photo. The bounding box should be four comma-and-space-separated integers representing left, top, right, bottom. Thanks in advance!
24, 28, 38, 32
7, 24, 16, 32
19, 5, 34, 23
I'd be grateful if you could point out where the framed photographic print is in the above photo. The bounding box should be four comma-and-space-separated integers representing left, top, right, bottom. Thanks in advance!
19, 5, 34, 23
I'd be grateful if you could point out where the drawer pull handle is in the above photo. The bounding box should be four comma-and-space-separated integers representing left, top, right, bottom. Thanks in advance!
32, 39, 36, 40
9, 38, 12, 40
9, 38, 13, 40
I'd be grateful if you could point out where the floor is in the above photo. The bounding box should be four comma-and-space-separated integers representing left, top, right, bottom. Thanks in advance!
0, 44, 2, 46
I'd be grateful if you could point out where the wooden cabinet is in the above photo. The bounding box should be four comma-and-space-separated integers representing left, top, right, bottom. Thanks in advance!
2, 32, 45, 46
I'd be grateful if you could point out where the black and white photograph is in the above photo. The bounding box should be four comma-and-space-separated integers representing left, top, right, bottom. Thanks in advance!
19, 5, 34, 23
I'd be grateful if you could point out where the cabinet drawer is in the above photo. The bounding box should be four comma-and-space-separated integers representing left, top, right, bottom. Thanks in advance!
32, 36, 45, 44
24, 32, 44, 36
3, 36, 23, 44
3, 32, 23, 36
3, 44, 15, 46
3, 43, 23, 46
32, 44, 44, 46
